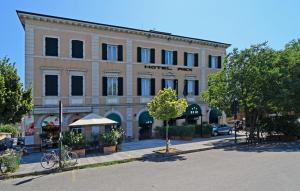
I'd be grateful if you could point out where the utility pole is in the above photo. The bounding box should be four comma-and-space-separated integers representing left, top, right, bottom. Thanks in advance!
58, 100, 63, 168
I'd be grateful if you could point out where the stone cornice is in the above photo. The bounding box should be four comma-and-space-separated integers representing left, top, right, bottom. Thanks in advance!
17, 10, 231, 49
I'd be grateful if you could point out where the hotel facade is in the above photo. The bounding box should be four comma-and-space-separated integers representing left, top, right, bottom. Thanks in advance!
17, 11, 230, 145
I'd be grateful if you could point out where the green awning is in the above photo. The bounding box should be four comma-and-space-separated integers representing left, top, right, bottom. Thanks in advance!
139, 111, 154, 126
183, 104, 202, 117
209, 108, 222, 121
106, 113, 122, 125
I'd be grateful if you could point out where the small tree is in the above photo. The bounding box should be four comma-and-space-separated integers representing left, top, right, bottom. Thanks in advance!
148, 88, 187, 152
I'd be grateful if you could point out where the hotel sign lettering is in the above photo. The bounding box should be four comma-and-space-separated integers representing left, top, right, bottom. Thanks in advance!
144, 65, 192, 71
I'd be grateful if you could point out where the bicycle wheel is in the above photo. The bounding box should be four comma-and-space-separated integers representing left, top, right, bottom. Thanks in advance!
40, 153, 57, 169
63, 151, 78, 167
0, 161, 7, 174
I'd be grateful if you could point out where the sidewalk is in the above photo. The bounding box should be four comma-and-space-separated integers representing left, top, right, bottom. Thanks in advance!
2, 134, 244, 179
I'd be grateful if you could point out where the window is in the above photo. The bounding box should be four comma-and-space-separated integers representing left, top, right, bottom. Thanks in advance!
107, 77, 118, 96
187, 80, 195, 95
71, 76, 83, 96
165, 51, 173, 65
45, 75, 58, 96
107, 45, 118, 61
71, 128, 82, 134
141, 78, 151, 96
165, 79, 174, 89
45, 37, 58, 56
187, 53, 194, 67
141, 48, 150, 64
211, 56, 218, 68
71, 40, 83, 58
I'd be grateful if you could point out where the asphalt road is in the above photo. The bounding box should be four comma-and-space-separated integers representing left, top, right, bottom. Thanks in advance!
1, 141, 300, 191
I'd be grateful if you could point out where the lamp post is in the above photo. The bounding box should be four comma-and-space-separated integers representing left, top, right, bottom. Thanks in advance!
58, 100, 63, 168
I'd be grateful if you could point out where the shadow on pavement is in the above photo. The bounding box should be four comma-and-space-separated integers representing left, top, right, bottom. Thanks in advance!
140, 152, 187, 163
13, 175, 45, 186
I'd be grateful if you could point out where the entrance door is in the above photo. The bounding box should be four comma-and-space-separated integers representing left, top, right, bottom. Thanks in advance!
139, 124, 152, 140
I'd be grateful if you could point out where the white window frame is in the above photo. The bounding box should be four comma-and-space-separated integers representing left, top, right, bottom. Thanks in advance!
211, 56, 218, 69
107, 77, 118, 96
165, 50, 173, 65
42, 70, 61, 97
69, 71, 85, 97
165, 79, 174, 89
107, 44, 118, 61
70, 39, 85, 59
187, 80, 195, 96
141, 48, 151, 64
141, 78, 151, 96
187, 53, 194, 67
43, 35, 60, 57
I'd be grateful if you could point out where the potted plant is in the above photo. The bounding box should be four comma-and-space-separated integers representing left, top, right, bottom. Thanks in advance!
62, 132, 86, 157
102, 129, 121, 154
116, 127, 125, 152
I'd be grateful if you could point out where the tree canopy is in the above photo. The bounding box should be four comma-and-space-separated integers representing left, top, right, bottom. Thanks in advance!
0, 57, 33, 124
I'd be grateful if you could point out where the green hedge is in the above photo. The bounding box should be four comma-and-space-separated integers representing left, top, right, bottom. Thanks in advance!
0, 149, 21, 173
0, 124, 19, 137
202, 124, 212, 136
155, 125, 195, 138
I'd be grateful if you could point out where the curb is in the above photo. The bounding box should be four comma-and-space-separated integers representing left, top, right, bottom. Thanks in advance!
0, 141, 243, 180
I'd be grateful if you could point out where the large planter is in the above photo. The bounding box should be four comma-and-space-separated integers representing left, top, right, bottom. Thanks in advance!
181, 136, 193, 141
72, 148, 86, 157
103, 145, 116, 154
116, 144, 122, 152
202, 134, 212, 138
281, 135, 298, 142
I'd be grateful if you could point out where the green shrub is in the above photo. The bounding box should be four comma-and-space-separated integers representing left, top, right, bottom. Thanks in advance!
155, 126, 166, 138
0, 149, 21, 173
179, 125, 195, 137
102, 128, 122, 146
202, 124, 212, 136
195, 125, 202, 135
0, 124, 19, 137
62, 132, 85, 149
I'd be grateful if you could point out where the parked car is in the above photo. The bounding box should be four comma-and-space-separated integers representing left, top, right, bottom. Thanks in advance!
212, 124, 233, 136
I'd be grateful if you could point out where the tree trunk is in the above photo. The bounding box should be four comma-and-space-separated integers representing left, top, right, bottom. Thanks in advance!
165, 120, 169, 153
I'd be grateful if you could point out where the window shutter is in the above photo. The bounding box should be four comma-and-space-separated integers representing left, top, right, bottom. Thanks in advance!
174, 79, 178, 95
194, 53, 198, 67
173, 51, 177, 65
161, 50, 165, 64
195, 80, 199, 96
208, 55, 212, 68
137, 47, 141, 62
118, 45, 123, 61
183, 80, 188, 96
102, 77, 107, 96
102, 43, 107, 60
150, 48, 155, 63
151, 78, 155, 95
45, 75, 58, 96
218, 56, 222, 68
137, 78, 141, 96
161, 79, 165, 90
118, 77, 123, 96
184, 52, 187, 66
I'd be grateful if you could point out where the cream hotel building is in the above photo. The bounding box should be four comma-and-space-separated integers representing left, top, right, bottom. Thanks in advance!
17, 11, 230, 144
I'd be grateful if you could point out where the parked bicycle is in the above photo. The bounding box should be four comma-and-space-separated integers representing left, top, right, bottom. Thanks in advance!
40, 146, 78, 169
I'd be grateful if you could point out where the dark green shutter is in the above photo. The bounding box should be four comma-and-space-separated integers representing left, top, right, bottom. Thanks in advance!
161, 50, 165, 64
195, 80, 199, 96
118, 45, 123, 61
102, 43, 107, 60
137, 78, 141, 96
184, 52, 187, 66
194, 53, 198, 67
218, 56, 222, 68
208, 55, 212, 68
137, 47, 141, 62
161, 79, 165, 90
183, 80, 188, 96
151, 78, 155, 95
118, 77, 123, 96
150, 48, 155, 63
173, 51, 177, 65
102, 77, 107, 96
174, 79, 178, 95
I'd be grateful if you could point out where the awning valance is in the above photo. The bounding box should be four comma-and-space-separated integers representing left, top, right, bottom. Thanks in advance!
139, 111, 154, 126
209, 108, 222, 120
183, 104, 202, 117
106, 113, 122, 125
69, 113, 118, 127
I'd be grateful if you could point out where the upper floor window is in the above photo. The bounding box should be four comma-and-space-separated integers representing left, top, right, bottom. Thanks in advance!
137, 47, 155, 64
71, 75, 83, 96
162, 50, 177, 65
137, 78, 155, 96
183, 79, 199, 96
45, 37, 58, 56
184, 52, 198, 67
141, 78, 150, 96
102, 77, 123, 96
71, 40, 84, 58
45, 74, 58, 96
187, 80, 195, 95
209, 55, 221, 69
102, 43, 123, 62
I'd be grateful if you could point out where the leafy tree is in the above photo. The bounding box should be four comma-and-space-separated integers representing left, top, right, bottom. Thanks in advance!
148, 88, 187, 152
202, 42, 280, 138
0, 57, 33, 124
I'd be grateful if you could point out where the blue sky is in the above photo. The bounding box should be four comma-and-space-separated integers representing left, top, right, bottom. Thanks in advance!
1, 0, 299, 83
